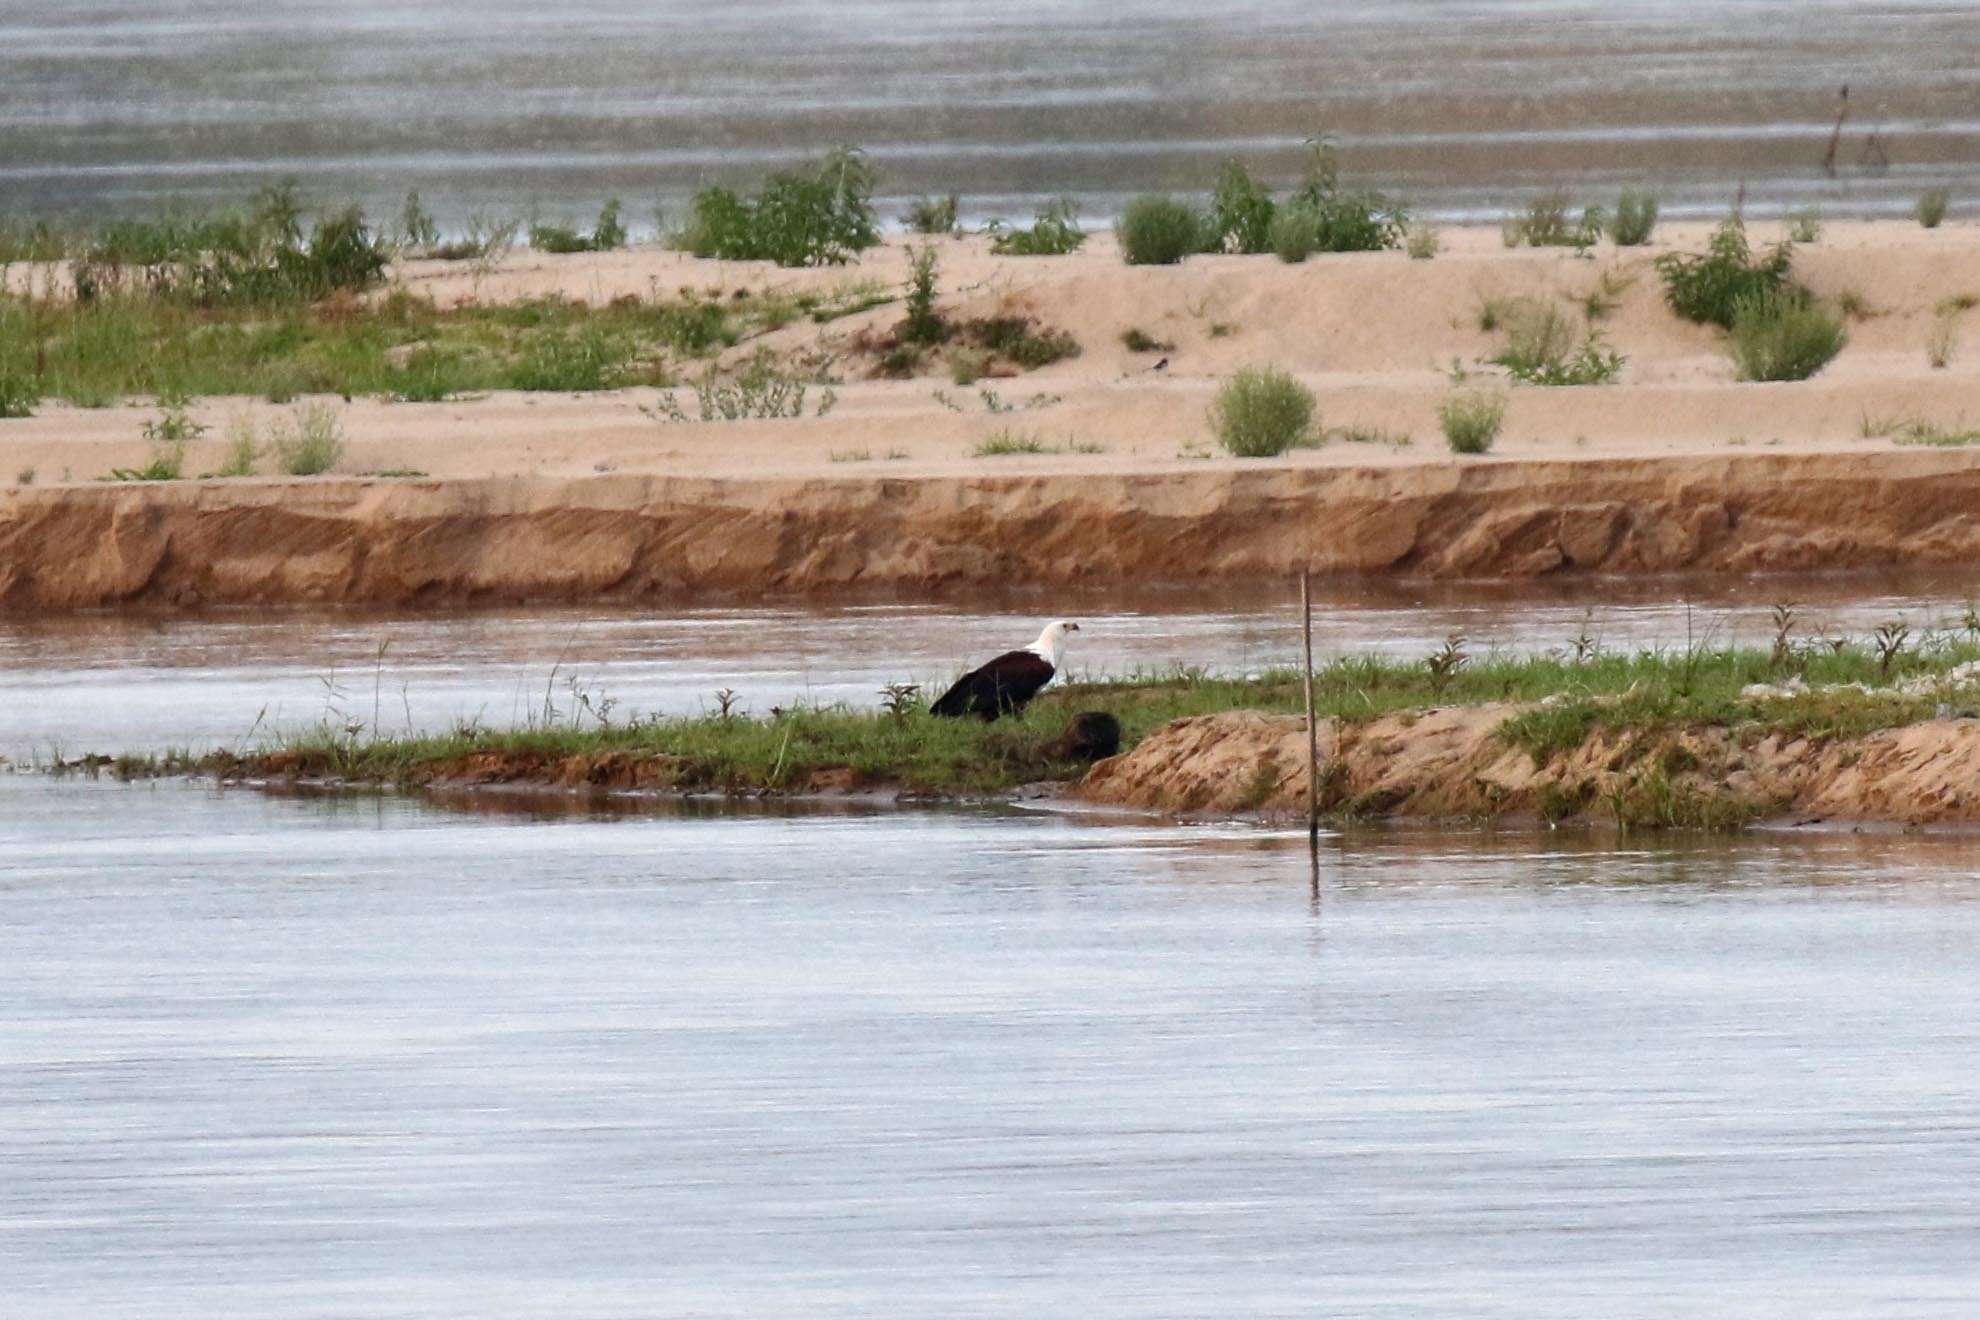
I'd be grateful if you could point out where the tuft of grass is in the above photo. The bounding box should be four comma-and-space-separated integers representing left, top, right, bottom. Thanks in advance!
1405, 224, 1440, 260
1835, 289, 1874, 321
1209, 367, 1317, 457
988, 197, 1085, 256
1917, 190, 1949, 229
1927, 314, 1958, 370
960, 316, 1079, 369
527, 199, 628, 255
902, 244, 946, 346
13, 466, 33, 486
1269, 204, 1321, 264
1726, 290, 1847, 382
1440, 389, 1506, 454
1489, 301, 1624, 386
1122, 328, 1174, 353
1334, 424, 1411, 448
973, 429, 1051, 456
1117, 195, 1207, 266
217, 415, 259, 476
1655, 214, 1796, 328
106, 438, 186, 482
268, 402, 345, 475
1606, 190, 1659, 246
0, 367, 41, 418
648, 353, 812, 421
676, 146, 880, 267
1892, 419, 1980, 447
396, 190, 440, 253
903, 194, 960, 236
1502, 191, 1601, 249
1786, 209, 1824, 243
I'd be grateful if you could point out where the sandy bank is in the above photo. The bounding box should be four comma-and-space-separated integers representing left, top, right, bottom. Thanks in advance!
5, 447, 1980, 611
1081, 705, 1980, 829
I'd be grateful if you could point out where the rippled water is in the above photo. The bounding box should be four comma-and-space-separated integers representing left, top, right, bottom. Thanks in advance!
3, 0, 1975, 225
3, 572, 1976, 759
5, 776, 1980, 1316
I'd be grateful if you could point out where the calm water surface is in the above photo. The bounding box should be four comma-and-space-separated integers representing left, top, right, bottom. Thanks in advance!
3, 0, 1975, 225
4, 776, 1980, 1316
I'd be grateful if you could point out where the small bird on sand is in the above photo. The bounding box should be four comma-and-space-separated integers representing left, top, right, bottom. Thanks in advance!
930, 621, 1079, 720
1150, 357, 1169, 372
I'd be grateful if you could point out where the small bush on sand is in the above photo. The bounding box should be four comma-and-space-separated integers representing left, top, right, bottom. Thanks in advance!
1288, 136, 1407, 252
218, 416, 259, 476
1209, 159, 1277, 254
1117, 196, 1206, 266
1502, 191, 1600, 249
1786, 209, 1823, 243
270, 402, 345, 475
1490, 301, 1624, 386
1655, 215, 1796, 328
678, 146, 880, 267
1917, 190, 1949, 229
1210, 367, 1316, 457
107, 438, 186, 482
989, 197, 1085, 256
1927, 314, 1958, 370
1440, 389, 1506, 454
902, 244, 945, 345
397, 190, 440, 253
0, 367, 38, 418
1269, 204, 1321, 263
1726, 290, 1846, 382
1121, 328, 1174, 353
904, 194, 960, 235
1607, 190, 1659, 246
1405, 224, 1440, 260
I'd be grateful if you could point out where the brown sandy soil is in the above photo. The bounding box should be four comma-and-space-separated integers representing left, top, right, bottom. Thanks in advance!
1079, 705, 1980, 829
3, 222, 1978, 609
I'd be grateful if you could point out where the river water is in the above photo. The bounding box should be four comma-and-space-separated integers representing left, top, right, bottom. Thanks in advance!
3, 0, 1976, 227
5, 776, 1980, 1316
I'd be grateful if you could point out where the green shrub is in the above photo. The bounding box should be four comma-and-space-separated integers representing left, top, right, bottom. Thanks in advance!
591, 199, 627, 250
989, 198, 1085, 256
1490, 301, 1624, 386
1440, 390, 1506, 454
0, 367, 38, 418
1405, 224, 1440, 260
218, 416, 259, 476
1607, 190, 1659, 246
107, 438, 186, 482
678, 146, 880, 267
1209, 160, 1276, 254
1654, 216, 1795, 328
904, 194, 960, 235
1502, 191, 1601, 248
902, 244, 945, 345
1121, 328, 1174, 353
1917, 190, 1949, 229
1117, 196, 1206, 265
507, 327, 621, 391
1269, 204, 1321, 263
1726, 290, 1847, 381
270, 402, 345, 475
531, 199, 628, 254
1287, 136, 1407, 252
397, 190, 440, 253
1210, 367, 1316, 457
1786, 209, 1823, 244
963, 317, 1079, 369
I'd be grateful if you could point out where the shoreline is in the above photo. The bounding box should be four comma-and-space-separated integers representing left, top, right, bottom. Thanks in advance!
6, 448, 1980, 611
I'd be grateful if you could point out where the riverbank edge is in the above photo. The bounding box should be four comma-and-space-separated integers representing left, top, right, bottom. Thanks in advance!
7, 448, 1980, 612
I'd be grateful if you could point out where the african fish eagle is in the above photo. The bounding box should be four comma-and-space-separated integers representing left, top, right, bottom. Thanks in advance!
929, 621, 1079, 720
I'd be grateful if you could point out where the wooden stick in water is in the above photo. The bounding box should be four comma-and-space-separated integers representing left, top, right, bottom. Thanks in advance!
1301, 570, 1318, 840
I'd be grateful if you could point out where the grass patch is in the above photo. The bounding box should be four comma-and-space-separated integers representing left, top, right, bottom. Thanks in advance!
1440, 389, 1506, 454
1488, 300, 1624, 385
528, 199, 628, 254
1405, 224, 1440, 260
1786, 209, 1824, 244
989, 198, 1085, 256
114, 637, 1980, 819
268, 402, 345, 475
1502, 191, 1601, 249
1208, 160, 1277, 255
1122, 328, 1174, 354
1210, 367, 1317, 457
1606, 190, 1659, 246
973, 430, 1051, 456
1726, 290, 1846, 382
1892, 419, 1980, 447
1117, 196, 1206, 266
1917, 190, 1949, 229
903, 194, 960, 236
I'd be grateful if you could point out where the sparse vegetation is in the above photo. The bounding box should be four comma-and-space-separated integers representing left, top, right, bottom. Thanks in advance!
395, 190, 440, 254
904, 194, 960, 236
1488, 300, 1624, 386
1927, 314, 1958, 369
1606, 190, 1659, 246
1269, 205, 1321, 264
1502, 191, 1600, 249
1655, 215, 1797, 328
1891, 419, 1980, 447
1440, 389, 1506, 454
1121, 328, 1174, 354
973, 430, 1052, 456
676, 146, 880, 267
647, 352, 816, 422
268, 402, 345, 475
528, 199, 628, 254
1787, 209, 1824, 243
106, 437, 186, 482
218, 416, 259, 476
988, 197, 1085, 256
1286, 136, 1408, 252
1117, 195, 1207, 266
1208, 159, 1277, 254
902, 244, 945, 345
1405, 224, 1440, 260
1726, 290, 1847, 382
1209, 367, 1317, 457
1917, 190, 1949, 229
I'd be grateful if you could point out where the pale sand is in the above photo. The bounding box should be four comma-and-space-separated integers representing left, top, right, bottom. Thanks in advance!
2, 220, 1976, 486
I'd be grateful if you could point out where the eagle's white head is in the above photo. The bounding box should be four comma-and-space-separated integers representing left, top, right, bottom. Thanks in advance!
1030, 620, 1080, 668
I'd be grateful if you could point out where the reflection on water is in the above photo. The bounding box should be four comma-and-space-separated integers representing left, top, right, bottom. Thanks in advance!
4, 777, 1980, 1316
2, 0, 1976, 224
4, 570, 1977, 757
